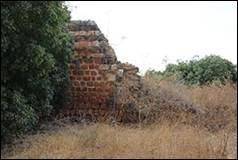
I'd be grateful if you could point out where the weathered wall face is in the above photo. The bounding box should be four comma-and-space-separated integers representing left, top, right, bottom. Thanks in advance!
57, 20, 143, 122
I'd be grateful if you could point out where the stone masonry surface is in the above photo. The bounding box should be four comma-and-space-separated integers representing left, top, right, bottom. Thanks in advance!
57, 20, 146, 122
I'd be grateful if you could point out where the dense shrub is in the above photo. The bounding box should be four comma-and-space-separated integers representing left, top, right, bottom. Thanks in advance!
146, 55, 237, 85
1, 1, 73, 143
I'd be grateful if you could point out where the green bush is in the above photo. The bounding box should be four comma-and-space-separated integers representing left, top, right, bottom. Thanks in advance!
147, 55, 237, 85
1, 1, 73, 143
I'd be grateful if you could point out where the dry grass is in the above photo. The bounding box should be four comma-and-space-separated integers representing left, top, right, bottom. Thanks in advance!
158, 78, 237, 112
1, 76, 237, 159
1, 122, 235, 159
155, 77, 237, 133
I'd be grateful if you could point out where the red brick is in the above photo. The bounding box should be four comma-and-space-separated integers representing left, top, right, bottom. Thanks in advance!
98, 97, 104, 103
81, 64, 88, 69
94, 57, 101, 64
83, 76, 90, 81
80, 81, 86, 86
79, 52, 87, 56
89, 64, 94, 69
94, 82, 99, 86
87, 81, 93, 86
78, 71, 84, 76
69, 76, 76, 80
98, 70, 104, 75
85, 71, 90, 75
96, 87, 103, 92
97, 77, 102, 81
76, 87, 81, 91
81, 40, 89, 46
91, 71, 97, 76
92, 77, 95, 81
94, 64, 99, 69
69, 64, 75, 69
91, 92, 96, 96
105, 87, 112, 92
86, 50, 93, 55
101, 82, 105, 87
107, 92, 114, 97
72, 81, 80, 87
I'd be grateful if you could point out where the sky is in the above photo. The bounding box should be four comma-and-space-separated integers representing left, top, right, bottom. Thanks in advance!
66, 1, 237, 74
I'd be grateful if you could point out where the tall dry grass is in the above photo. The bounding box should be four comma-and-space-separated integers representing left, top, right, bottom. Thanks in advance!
1, 76, 237, 159
154, 77, 237, 133
1, 122, 235, 159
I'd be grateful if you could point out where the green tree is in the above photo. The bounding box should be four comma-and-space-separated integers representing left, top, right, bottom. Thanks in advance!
1, 1, 73, 143
162, 55, 237, 85
147, 55, 237, 85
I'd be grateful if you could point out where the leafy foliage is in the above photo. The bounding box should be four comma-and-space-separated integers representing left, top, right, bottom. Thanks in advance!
1, 1, 73, 143
146, 55, 237, 85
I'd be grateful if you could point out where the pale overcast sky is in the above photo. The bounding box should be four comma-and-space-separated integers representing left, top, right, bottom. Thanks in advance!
66, 1, 237, 74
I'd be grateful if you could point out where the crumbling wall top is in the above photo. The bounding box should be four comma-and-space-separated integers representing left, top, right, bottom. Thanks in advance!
69, 20, 100, 31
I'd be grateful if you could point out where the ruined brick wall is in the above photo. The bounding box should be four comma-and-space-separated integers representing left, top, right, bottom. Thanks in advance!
57, 20, 144, 122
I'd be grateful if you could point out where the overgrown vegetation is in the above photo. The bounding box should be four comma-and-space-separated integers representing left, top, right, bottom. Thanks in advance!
1, 2, 237, 159
1, 76, 236, 158
146, 55, 237, 85
1, 1, 73, 143
0, 123, 234, 159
